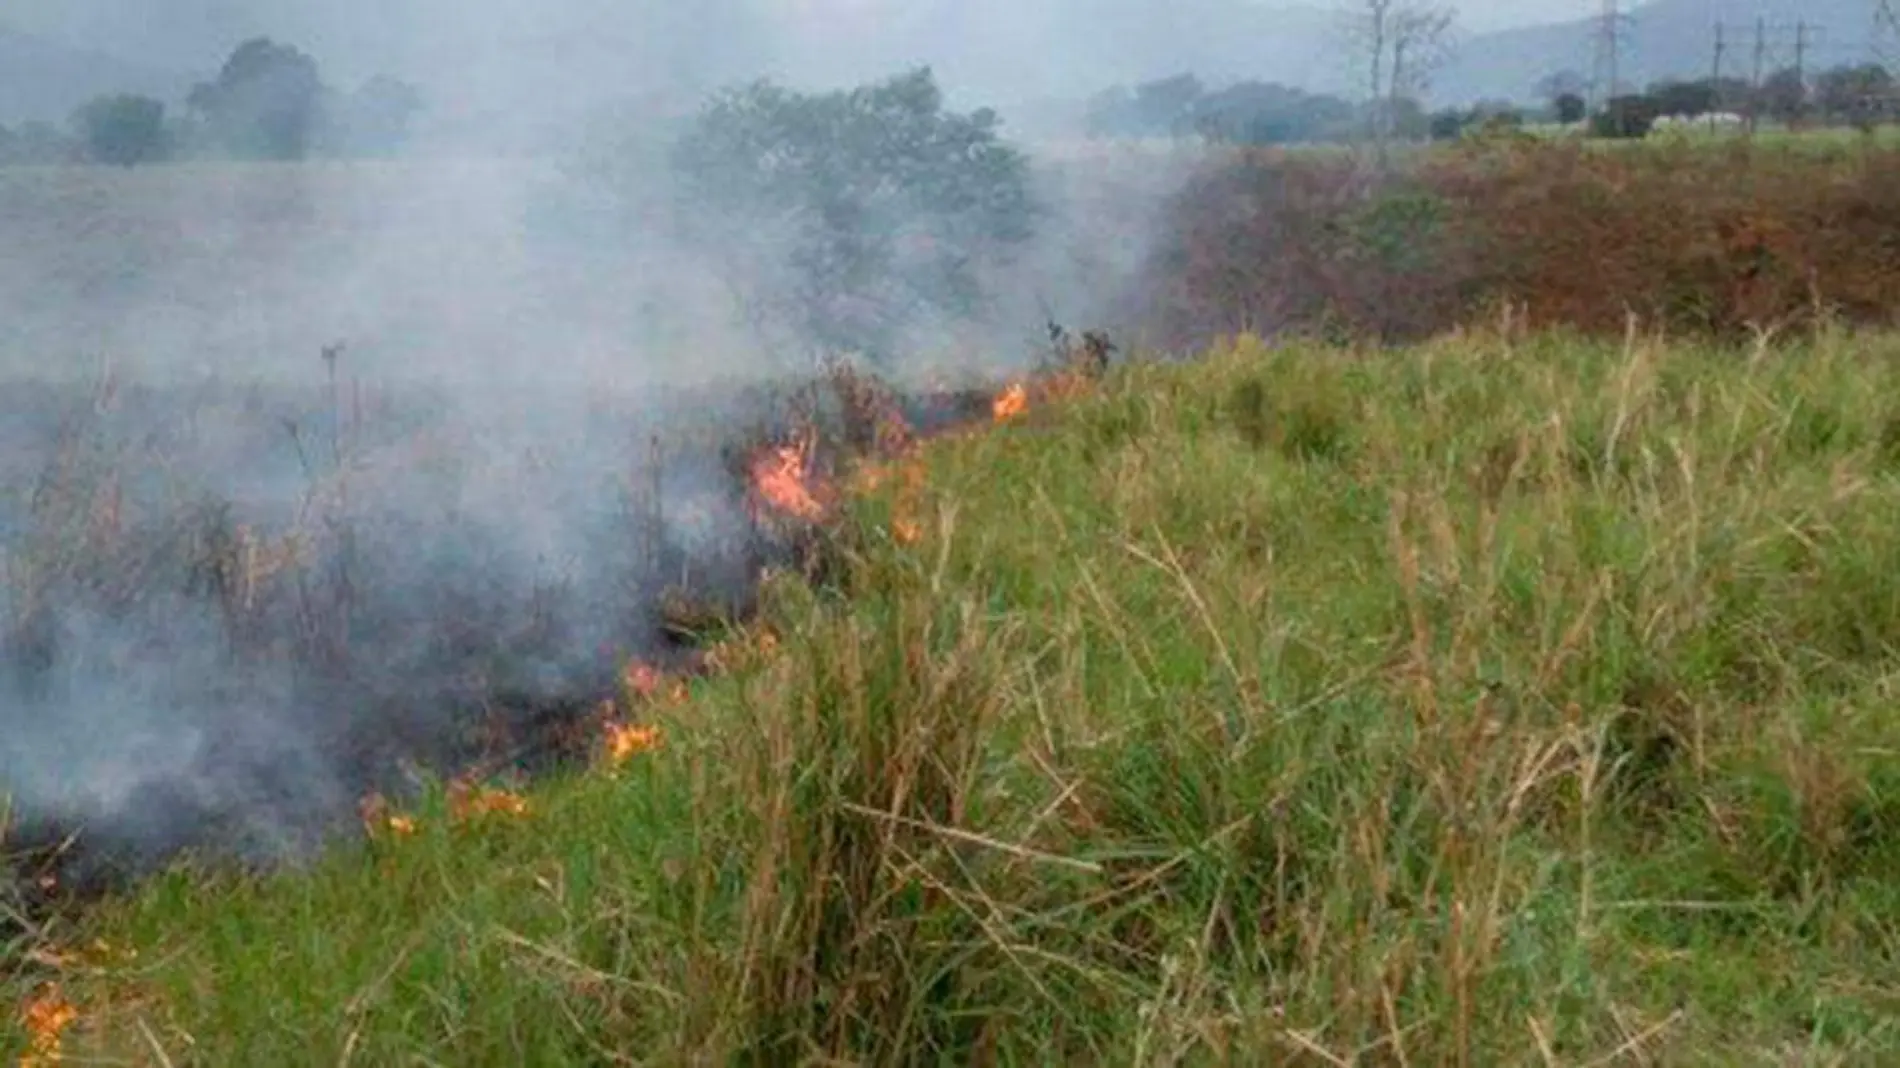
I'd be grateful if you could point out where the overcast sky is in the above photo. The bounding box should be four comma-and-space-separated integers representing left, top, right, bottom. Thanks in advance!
1455, 1, 1595, 32
0, 0, 1607, 123
5, 0, 1603, 59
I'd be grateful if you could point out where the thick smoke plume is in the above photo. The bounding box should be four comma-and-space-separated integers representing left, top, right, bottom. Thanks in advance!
0, 1, 1196, 898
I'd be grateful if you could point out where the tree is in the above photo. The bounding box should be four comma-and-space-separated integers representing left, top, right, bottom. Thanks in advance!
670, 68, 1038, 369
1537, 71, 1591, 124
188, 38, 325, 160
71, 94, 169, 167
1647, 78, 1719, 118
1592, 93, 1660, 138
1757, 68, 1807, 126
1191, 81, 1358, 146
1537, 70, 1589, 107
1816, 63, 1895, 131
1083, 75, 1204, 139
1347, 0, 1457, 166
1131, 74, 1204, 139
1428, 108, 1466, 141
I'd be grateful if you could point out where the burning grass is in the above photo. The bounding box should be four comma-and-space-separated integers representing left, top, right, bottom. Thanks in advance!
10, 325, 1900, 1063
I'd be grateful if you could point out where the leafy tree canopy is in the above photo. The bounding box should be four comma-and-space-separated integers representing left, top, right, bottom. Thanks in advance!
188, 37, 325, 160
671, 67, 1038, 367
72, 93, 168, 167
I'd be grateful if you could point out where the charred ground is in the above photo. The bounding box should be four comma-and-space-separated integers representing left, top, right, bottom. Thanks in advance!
0, 352, 1021, 916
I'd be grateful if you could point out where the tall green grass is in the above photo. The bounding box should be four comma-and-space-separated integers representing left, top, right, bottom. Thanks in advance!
9, 325, 1900, 1064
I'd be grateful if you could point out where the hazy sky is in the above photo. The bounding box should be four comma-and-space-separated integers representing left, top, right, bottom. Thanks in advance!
5, 0, 1605, 61
1453, 1, 1596, 32
0, 0, 1610, 124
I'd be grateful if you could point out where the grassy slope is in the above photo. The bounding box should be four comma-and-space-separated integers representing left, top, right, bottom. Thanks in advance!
10, 327, 1900, 1064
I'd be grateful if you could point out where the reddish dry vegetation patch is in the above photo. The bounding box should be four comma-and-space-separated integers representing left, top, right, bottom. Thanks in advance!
1143, 140, 1900, 345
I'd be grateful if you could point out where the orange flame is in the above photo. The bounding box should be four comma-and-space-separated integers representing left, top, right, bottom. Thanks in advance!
19, 983, 78, 1067
604, 722, 662, 766
992, 383, 1029, 422
750, 438, 826, 521
359, 793, 418, 838
449, 781, 530, 822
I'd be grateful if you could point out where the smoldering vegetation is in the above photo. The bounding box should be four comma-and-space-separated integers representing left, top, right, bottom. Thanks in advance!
0, 84, 1192, 905
1, 370, 750, 892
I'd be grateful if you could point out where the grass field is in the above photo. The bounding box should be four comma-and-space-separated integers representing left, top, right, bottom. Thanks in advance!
9, 323, 1900, 1064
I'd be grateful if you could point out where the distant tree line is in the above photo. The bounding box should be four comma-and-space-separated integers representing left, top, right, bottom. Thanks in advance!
1593, 63, 1896, 139
0, 37, 423, 167
1082, 61, 1900, 150
1424, 62, 1900, 142
1083, 73, 1427, 147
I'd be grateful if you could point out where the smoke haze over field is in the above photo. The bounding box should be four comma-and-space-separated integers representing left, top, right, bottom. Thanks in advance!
0, 1, 1204, 890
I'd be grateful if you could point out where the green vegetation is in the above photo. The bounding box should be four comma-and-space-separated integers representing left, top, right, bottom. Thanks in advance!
12, 325, 1900, 1063
669, 67, 1038, 369
70, 94, 169, 168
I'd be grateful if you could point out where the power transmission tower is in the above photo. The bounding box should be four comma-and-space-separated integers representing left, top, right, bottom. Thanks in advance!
1794, 20, 1814, 126
1714, 20, 1818, 133
1592, 0, 1635, 113
1710, 23, 1727, 131
1751, 15, 1767, 132
1878, 0, 1900, 63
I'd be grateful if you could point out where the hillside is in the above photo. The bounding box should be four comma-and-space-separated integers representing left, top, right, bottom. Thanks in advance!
764, 0, 1358, 103
1438, 0, 1883, 105
9, 329, 1900, 1063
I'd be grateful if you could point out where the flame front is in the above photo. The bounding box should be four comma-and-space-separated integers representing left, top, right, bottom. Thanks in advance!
750, 438, 826, 522
449, 782, 530, 822
605, 722, 662, 765
992, 383, 1029, 422
19, 983, 77, 1067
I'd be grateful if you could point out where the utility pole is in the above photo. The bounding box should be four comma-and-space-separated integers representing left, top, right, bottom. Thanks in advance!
1710, 22, 1726, 132
1793, 20, 1810, 127
1713, 19, 1821, 131
1749, 15, 1766, 133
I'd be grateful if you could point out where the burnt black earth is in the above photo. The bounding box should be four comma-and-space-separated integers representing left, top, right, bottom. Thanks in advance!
0, 364, 981, 919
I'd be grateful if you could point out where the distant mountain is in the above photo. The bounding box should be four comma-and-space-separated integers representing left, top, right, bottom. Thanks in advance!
1436, 0, 1885, 106
0, 24, 192, 125
759, 1, 1358, 105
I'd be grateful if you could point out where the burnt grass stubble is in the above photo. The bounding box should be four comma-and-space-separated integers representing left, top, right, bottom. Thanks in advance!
0, 349, 1016, 948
